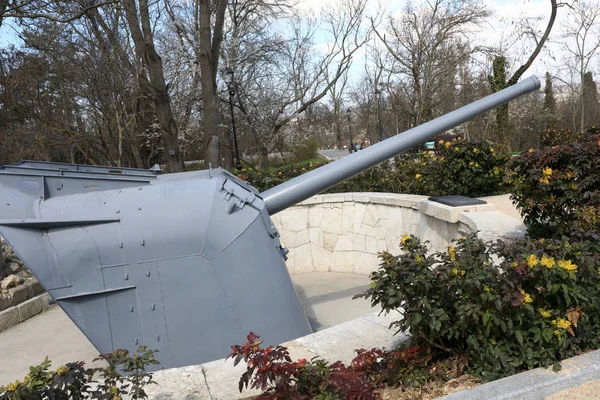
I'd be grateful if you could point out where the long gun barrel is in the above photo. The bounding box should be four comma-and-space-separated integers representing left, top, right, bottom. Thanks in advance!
262, 76, 541, 215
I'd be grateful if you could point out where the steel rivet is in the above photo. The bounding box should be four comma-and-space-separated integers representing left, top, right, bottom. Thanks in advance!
134, 338, 138, 345
138, 206, 142, 210
138, 187, 142, 190
141, 238, 145, 246
155, 334, 160, 341
129, 306, 133, 312
119, 242, 123, 248
116, 209, 120, 214
151, 303, 155, 310
146, 271, 151, 277
124, 273, 129, 280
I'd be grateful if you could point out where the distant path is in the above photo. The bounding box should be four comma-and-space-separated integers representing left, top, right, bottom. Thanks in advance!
318, 149, 350, 161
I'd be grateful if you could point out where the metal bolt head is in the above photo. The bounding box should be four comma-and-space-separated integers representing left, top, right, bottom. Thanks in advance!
129, 306, 133, 312
134, 338, 138, 345
141, 238, 145, 246
119, 242, 123, 248
151, 303, 155, 310
124, 273, 129, 280
156, 334, 160, 341
146, 271, 151, 277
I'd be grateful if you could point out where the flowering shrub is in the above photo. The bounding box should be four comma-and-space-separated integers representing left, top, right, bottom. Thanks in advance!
0, 346, 158, 399
356, 234, 600, 381
507, 134, 600, 238
235, 138, 510, 198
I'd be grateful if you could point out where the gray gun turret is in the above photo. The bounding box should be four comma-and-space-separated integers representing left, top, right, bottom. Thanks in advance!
0, 76, 540, 370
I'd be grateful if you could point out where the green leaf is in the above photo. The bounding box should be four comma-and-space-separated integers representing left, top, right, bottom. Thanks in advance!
515, 330, 524, 345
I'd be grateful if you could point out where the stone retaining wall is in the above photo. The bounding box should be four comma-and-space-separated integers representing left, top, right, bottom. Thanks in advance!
0, 238, 48, 332
272, 193, 525, 276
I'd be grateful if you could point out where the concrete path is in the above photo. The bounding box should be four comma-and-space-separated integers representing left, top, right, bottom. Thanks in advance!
478, 193, 523, 221
318, 149, 350, 161
0, 272, 373, 386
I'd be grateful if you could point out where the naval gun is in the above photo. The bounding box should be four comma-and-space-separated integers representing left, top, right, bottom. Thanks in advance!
0, 76, 540, 370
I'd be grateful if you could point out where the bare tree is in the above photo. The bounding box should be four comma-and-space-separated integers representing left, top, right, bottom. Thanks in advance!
487, 0, 563, 147
560, 0, 600, 132
122, 0, 184, 172
373, 0, 488, 127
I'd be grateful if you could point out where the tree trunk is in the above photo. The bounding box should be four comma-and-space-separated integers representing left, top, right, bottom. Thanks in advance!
122, 0, 184, 173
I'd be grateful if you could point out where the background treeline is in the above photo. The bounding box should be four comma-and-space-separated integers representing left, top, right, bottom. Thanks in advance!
0, 0, 599, 170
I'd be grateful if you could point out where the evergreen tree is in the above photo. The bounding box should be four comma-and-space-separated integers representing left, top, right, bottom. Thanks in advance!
543, 72, 556, 114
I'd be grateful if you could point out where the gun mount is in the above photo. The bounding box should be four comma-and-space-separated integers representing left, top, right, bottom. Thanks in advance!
0, 76, 540, 370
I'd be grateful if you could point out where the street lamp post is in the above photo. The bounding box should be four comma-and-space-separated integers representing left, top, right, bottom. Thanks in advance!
375, 88, 383, 142
346, 109, 354, 153
223, 67, 242, 170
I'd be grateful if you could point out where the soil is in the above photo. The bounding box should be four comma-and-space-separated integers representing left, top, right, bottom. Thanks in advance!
377, 374, 482, 399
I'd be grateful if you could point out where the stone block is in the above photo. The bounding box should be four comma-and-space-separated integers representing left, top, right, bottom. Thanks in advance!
284, 248, 295, 274
39, 293, 53, 310
1, 274, 21, 290
295, 229, 310, 247
321, 207, 343, 234
334, 235, 353, 252
308, 228, 323, 247
280, 208, 308, 232
148, 365, 212, 400
353, 203, 367, 232
8, 285, 27, 307
331, 252, 354, 273
280, 340, 318, 361
0, 307, 18, 332
300, 196, 323, 206
322, 194, 345, 203
308, 206, 327, 228
377, 239, 387, 253
354, 252, 379, 276
323, 233, 339, 252
32, 280, 45, 296
362, 205, 379, 227
296, 317, 408, 365
342, 203, 355, 232
8, 262, 21, 273
0, 295, 8, 312
294, 243, 313, 274
365, 236, 378, 254
353, 233, 366, 252
202, 357, 262, 400
278, 229, 296, 248
311, 244, 332, 272
17, 295, 43, 322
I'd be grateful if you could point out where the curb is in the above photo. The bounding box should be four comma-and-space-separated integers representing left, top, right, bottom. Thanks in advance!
439, 349, 600, 399
0, 293, 53, 333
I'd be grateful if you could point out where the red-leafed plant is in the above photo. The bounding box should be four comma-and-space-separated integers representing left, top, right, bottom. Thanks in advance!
228, 332, 382, 399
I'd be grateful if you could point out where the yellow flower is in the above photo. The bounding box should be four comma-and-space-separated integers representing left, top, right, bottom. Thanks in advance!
469, 161, 474, 166
415, 255, 424, 264
552, 318, 571, 330
439, 140, 445, 145
520, 290, 533, 303
542, 167, 553, 177
558, 259, 577, 271
539, 176, 550, 184
401, 234, 411, 245
565, 171, 574, 179
538, 308, 551, 318
511, 261, 518, 268
57, 365, 68, 376
528, 148, 535, 153
527, 254, 539, 268
554, 329, 561, 336
490, 147, 495, 153
302, 167, 306, 171
278, 171, 282, 175
597, 267, 600, 275
540, 255, 555, 269
455, 147, 460, 152
490, 339, 497, 345
483, 284, 491, 292
473, 148, 479, 153
475, 162, 480, 168
452, 268, 459, 276
445, 141, 451, 148
448, 246, 456, 262
6, 382, 18, 391
415, 174, 422, 179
